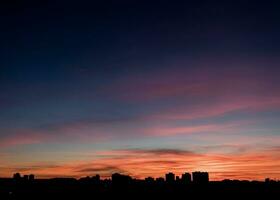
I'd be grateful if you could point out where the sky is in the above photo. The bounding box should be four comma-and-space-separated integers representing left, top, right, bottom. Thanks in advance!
0, 0, 280, 180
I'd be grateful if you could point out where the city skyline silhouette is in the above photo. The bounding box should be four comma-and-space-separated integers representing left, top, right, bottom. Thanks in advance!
1, 171, 279, 199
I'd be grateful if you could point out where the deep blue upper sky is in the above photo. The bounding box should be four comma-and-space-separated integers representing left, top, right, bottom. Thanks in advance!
1, 0, 280, 117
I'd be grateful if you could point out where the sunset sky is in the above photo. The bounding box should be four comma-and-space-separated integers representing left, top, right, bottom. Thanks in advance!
0, 1, 280, 180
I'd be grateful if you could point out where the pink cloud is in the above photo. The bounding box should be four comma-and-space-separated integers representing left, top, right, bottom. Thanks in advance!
0, 108, 275, 149
105, 64, 280, 122
1, 147, 279, 181
143, 119, 257, 136
149, 96, 280, 121
0, 122, 116, 148
0, 130, 50, 148
108, 64, 280, 102
146, 124, 228, 136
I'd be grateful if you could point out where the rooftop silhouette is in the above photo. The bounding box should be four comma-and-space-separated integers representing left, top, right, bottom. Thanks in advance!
0, 171, 279, 199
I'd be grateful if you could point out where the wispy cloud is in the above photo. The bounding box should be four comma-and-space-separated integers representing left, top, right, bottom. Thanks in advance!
1, 147, 279, 180
0, 130, 50, 148
108, 65, 280, 102
124, 148, 195, 156
149, 97, 280, 121
0, 114, 275, 149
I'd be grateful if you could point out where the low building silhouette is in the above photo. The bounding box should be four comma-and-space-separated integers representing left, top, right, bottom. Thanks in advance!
29, 174, 35, 181
165, 172, 175, 184
92, 174, 100, 183
13, 173, 35, 182
145, 177, 154, 184
13, 173, 21, 181
182, 172, 191, 184
192, 171, 209, 184
3, 172, 280, 198
156, 177, 165, 184
112, 173, 132, 187
23, 175, 29, 181
176, 176, 180, 182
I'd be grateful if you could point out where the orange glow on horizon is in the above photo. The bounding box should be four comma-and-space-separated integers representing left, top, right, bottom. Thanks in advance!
1, 148, 279, 181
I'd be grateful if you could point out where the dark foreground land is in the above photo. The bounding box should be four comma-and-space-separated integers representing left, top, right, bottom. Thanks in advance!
0, 178, 279, 199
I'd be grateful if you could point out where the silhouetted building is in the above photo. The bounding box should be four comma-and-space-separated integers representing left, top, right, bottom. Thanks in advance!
79, 176, 91, 182
29, 174, 35, 181
79, 175, 100, 185
265, 178, 270, 183
3, 171, 280, 198
92, 174, 100, 183
112, 173, 132, 187
145, 177, 154, 184
165, 173, 175, 184
176, 176, 180, 182
12, 173, 35, 182
156, 177, 165, 184
192, 172, 209, 184
23, 175, 29, 181
182, 172, 191, 184
95, 174, 100, 181
13, 173, 21, 181
264, 178, 276, 183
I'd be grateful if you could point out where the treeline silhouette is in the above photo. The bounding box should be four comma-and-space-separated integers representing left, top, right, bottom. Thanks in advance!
0, 172, 279, 199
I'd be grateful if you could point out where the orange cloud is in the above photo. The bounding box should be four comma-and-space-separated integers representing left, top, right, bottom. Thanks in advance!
1, 147, 279, 181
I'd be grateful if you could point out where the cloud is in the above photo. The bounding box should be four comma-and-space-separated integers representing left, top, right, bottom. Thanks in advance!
148, 97, 280, 121
0, 118, 127, 148
2, 63, 280, 148
125, 148, 195, 156
104, 64, 280, 123
0, 115, 271, 148
107, 64, 280, 103
143, 119, 256, 136
76, 166, 125, 174
13, 164, 61, 172
0, 131, 50, 148
1, 147, 279, 180
196, 144, 251, 154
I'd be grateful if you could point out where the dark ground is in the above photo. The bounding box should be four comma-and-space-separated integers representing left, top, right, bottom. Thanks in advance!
0, 178, 279, 199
